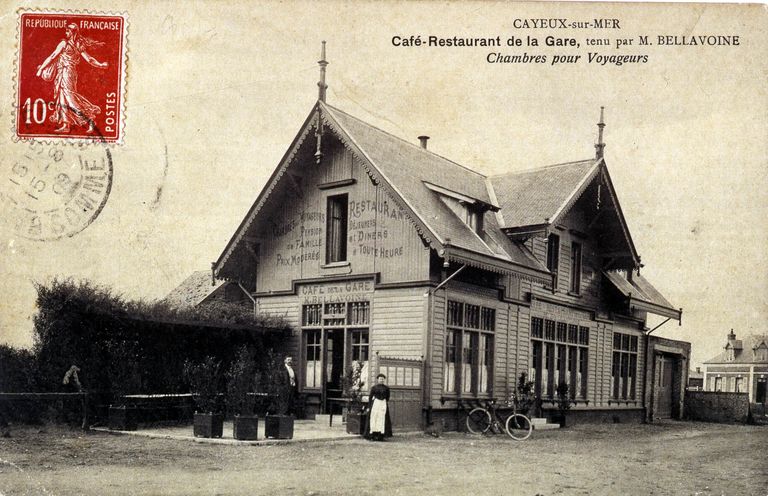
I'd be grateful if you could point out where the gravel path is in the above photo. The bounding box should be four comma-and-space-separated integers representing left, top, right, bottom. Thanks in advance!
0, 421, 765, 495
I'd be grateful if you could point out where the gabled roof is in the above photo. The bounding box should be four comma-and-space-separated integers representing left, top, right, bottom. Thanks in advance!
490, 158, 639, 265
321, 103, 546, 274
213, 101, 655, 292
603, 270, 681, 320
214, 102, 550, 281
490, 159, 600, 229
704, 334, 768, 364
163, 271, 226, 309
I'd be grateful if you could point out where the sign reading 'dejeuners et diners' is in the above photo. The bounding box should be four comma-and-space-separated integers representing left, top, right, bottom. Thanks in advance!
300, 280, 373, 304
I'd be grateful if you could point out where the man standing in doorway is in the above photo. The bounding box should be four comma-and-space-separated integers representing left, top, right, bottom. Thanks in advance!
283, 356, 298, 415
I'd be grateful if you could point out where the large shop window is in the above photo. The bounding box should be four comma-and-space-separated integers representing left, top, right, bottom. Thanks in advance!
301, 301, 370, 390
444, 300, 495, 395
611, 332, 638, 400
530, 317, 589, 399
326, 194, 348, 263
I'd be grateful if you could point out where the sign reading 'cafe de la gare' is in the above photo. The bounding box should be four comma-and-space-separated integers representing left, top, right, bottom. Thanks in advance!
190, 44, 689, 429
300, 280, 373, 305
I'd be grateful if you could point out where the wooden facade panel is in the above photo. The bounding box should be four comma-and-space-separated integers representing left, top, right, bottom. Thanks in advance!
494, 306, 510, 396
529, 209, 604, 309
258, 296, 301, 358
321, 141, 354, 184
371, 186, 430, 284
371, 288, 425, 360
430, 291, 447, 402
254, 145, 429, 294
589, 325, 606, 406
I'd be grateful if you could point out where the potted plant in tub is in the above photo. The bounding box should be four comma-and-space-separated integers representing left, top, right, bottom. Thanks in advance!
515, 372, 537, 417
263, 350, 294, 439
107, 340, 140, 431
342, 360, 367, 435
225, 346, 259, 440
184, 356, 224, 438
554, 381, 573, 427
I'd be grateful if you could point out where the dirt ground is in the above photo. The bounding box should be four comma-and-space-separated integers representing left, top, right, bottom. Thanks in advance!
0, 421, 765, 496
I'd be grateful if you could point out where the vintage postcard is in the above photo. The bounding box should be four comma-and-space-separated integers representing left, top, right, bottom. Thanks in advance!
0, 1, 765, 495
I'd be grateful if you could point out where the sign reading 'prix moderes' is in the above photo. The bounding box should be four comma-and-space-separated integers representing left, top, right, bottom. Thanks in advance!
300, 280, 373, 304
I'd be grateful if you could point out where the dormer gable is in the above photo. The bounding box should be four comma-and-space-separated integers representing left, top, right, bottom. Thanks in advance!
424, 181, 499, 236
753, 340, 768, 361
491, 160, 639, 272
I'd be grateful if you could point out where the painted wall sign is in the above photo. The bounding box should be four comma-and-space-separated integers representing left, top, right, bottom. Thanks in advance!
300, 279, 374, 304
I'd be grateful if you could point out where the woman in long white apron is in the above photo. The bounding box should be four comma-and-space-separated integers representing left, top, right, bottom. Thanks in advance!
367, 373, 392, 441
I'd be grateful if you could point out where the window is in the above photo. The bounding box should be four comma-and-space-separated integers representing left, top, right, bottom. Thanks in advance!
547, 234, 560, 288
326, 194, 348, 263
444, 329, 458, 392
570, 242, 582, 294
304, 330, 322, 388
714, 376, 722, 392
444, 300, 495, 395
611, 332, 638, 400
466, 206, 484, 234
350, 329, 370, 384
530, 317, 589, 399
301, 300, 370, 390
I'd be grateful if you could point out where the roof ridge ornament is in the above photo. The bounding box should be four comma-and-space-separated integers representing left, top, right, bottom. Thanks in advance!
595, 106, 606, 160
315, 41, 327, 164
317, 41, 328, 103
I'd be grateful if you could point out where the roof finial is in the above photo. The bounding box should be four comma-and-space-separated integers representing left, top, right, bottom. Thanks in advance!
595, 106, 606, 160
317, 41, 328, 102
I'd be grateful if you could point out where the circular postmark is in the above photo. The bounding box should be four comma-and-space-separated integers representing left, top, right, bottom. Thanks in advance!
0, 139, 112, 241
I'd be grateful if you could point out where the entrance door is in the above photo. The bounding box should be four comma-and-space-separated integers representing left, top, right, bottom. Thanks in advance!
378, 358, 424, 429
324, 329, 344, 413
656, 355, 674, 418
757, 380, 767, 404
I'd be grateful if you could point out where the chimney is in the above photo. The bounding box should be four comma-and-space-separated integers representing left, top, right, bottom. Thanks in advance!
418, 135, 430, 149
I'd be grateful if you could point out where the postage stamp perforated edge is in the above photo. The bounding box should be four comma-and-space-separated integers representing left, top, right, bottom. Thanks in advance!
11, 7, 130, 146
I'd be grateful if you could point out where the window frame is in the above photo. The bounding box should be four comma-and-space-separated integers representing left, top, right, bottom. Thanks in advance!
611, 332, 639, 401
546, 234, 560, 289
570, 241, 582, 295
325, 193, 349, 264
444, 300, 495, 397
530, 316, 589, 400
300, 300, 370, 392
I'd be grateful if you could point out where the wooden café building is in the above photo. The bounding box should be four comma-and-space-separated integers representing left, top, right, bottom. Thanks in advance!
210, 47, 688, 429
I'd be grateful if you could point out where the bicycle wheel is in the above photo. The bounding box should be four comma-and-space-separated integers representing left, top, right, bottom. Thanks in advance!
505, 413, 532, 441
466, 407, 492, 434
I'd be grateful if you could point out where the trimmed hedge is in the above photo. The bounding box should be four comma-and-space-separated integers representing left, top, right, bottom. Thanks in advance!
31, 278, 289, 398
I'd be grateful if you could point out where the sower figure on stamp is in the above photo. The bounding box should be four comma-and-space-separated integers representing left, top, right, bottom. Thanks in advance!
35, 23, 108, 133
365, 373, 392, 441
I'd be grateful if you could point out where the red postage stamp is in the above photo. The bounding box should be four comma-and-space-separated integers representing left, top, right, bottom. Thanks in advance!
15, 10, 128, 143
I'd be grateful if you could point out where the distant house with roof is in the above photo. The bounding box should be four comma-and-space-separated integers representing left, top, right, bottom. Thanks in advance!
164, 270, 250, 309
688, 367, 704, 390
208, 44, 688, 428
702, 330, 768, 403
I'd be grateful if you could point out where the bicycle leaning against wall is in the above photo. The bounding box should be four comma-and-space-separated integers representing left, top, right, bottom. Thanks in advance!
465, 394, 533, 441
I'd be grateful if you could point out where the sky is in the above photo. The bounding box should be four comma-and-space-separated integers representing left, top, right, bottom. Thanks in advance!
0, 1, 765, 369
